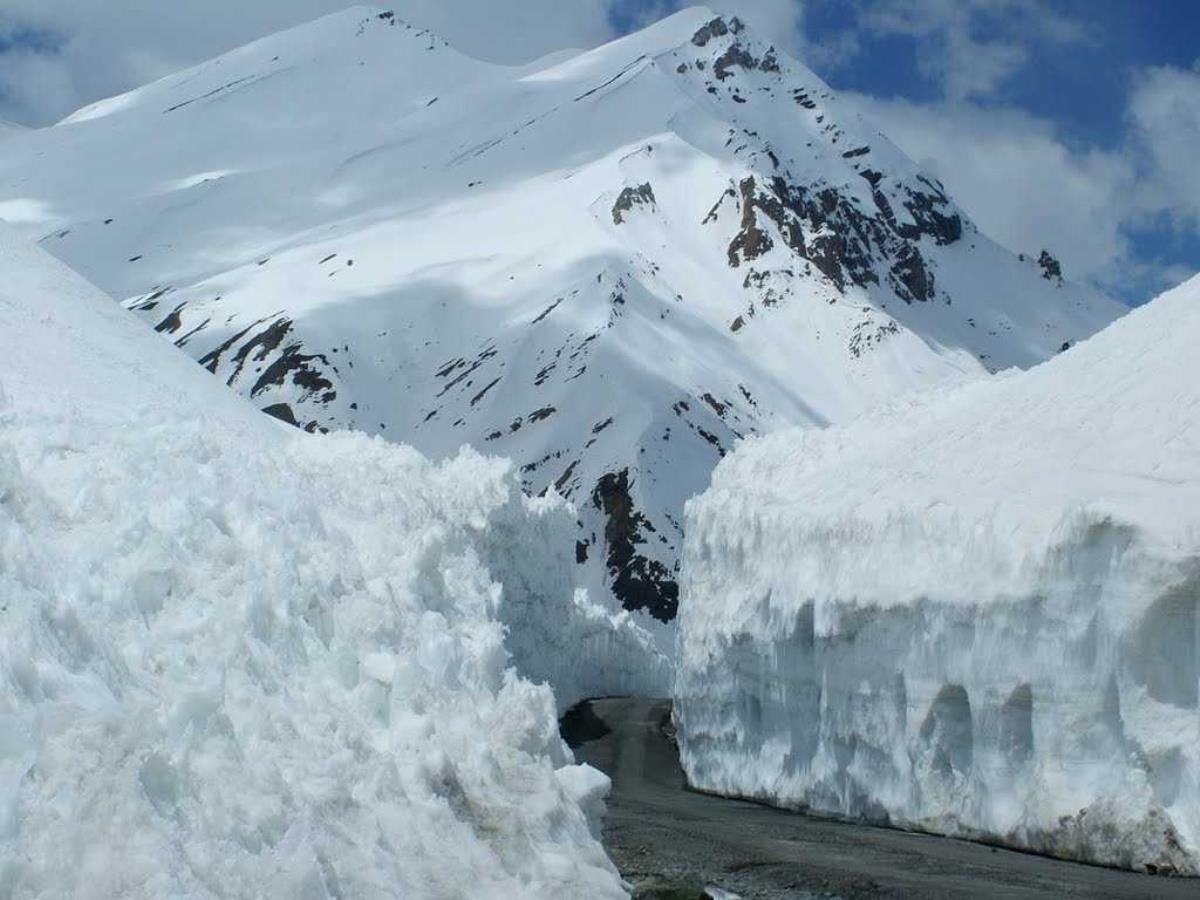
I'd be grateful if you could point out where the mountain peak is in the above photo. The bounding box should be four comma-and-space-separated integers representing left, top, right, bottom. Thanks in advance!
0, 7, 1123, 624
60, 5, 483, 126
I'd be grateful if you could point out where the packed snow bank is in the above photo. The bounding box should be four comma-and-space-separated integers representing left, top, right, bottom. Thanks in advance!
677, 273, 1200, 875
0, 223, 633, 898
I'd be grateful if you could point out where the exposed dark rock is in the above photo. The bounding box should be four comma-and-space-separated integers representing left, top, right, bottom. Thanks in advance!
251, 342, 334, 400
889, 245, 934, 303
701, 393, 727, 417
531, 297, 562, 324
469, 376, 502, 406
691, 17, 729, 47
154, 304, 185, 334
558, 700, 609, 749
173, 318, 210, 348
714, 43, 758, 81
896, 181, 963, 246
261, 402, 300, 427
436, 345, 498, 397
696, 427, 725, 455
719, 163, 960, 306
1038, 249, 1063, 281
591, 469, 679, 622
702, 186, 736, 225
230, 317, 292, 379
203, 317, 336, 402
612, 183, 656, 224
554, 459, 580, 494
793, 89, 817, 109
727, 177, 778, 266
849, 318, 901, 358
198, 313, 274, 374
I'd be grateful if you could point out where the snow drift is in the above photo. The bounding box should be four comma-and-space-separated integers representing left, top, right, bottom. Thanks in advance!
0, 222, 637, 898
676, 273, 1200, 874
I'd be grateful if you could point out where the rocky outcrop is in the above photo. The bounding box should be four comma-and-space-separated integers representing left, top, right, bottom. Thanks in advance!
591, 470, 679, 622
613, 183, 657, 224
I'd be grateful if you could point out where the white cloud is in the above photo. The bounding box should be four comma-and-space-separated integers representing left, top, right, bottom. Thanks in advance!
1127, 63, 1200, 232
716, 0, 804, 54
0, 1, 616, 125
0, 0, 1188, 299
857, 0, 1087, 102
848, 93, 1137, 286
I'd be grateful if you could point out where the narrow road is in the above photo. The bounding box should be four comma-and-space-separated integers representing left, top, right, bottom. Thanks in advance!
565, 697, 1197, 900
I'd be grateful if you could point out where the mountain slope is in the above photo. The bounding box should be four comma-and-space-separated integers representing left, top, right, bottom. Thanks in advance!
0, 221, 633, 897
0, 5, 1124, 625
676, 271, 1200, 873
0, 118, 28, 142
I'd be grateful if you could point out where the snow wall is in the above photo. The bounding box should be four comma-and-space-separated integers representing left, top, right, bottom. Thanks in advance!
676, 274, 1200, 875
0, 222, 652, 898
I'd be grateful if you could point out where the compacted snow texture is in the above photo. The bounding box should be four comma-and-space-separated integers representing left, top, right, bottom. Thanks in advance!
676, 274, 1200, 874
0, 222, 633, 898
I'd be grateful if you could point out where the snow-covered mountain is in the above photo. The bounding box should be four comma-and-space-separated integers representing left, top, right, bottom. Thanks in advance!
0, 5, 1123, 626
0, 118, 27, 142
0, 221, 639, 897
676, 271, 1200, 874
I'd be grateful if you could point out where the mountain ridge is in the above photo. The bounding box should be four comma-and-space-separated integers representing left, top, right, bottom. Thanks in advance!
0, 5, 1124, 625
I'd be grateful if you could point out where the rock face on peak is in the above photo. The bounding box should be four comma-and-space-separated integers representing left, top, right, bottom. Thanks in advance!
0, 7, 1123, 626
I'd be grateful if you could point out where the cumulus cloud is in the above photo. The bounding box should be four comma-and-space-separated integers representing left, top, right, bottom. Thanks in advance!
848, 77, 1200, 298
717, 0, 805, 54
0, 0, 616, 125
855, 0, 1088, 102
1127, 63, 1200, 232
847, 94, 1137, 286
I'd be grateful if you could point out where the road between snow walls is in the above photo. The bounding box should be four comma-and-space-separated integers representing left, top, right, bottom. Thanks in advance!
567, 698, 1200, 899
676, 272, 1200, 880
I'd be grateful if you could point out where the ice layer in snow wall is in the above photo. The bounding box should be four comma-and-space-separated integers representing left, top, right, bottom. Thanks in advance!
676, 273, 1200, 874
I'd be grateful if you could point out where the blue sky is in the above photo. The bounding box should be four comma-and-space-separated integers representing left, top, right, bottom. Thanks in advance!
0, 0, 1196, 302
819, 0, 1200, 304
609, 0, 1200, 303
